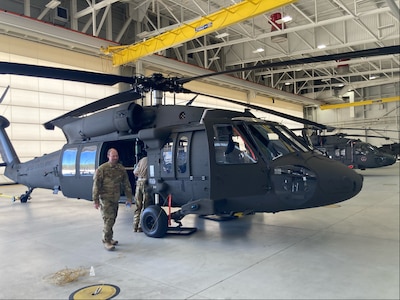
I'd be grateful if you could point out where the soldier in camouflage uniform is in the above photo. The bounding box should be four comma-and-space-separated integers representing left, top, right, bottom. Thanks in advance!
133, 155, 150, 232
93, 148, 133, 251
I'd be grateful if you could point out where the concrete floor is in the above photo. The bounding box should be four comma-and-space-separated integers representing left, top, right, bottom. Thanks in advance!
0, 162, 398, 300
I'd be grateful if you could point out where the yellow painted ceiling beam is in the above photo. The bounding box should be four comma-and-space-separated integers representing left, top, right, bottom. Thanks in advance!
320, 96, 400, 110
102, 0, 296, 66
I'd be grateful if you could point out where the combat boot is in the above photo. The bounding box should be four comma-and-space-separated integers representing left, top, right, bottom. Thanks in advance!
133, 227, 143, 232
104, 241, 115, 251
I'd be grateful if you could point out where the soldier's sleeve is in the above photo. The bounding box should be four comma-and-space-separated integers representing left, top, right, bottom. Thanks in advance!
92, 168, 102, 204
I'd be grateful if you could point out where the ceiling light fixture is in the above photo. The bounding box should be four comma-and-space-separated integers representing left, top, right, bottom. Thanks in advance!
275, 15, 292, 24
317, 44, 327, 49
45, 0, 61, 9
252, 48, 264, 53
215, 32, 229, 39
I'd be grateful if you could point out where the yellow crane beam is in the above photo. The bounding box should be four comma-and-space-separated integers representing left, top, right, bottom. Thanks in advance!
320, 96, 400, 110
102, 0, 296, 66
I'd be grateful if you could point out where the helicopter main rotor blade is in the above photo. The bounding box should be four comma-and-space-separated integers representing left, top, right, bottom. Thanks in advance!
195, 92, 329, 130
2, 46, 398, 132
2, 46, 398, 88
44, 89, 142, 129
0, 62, 134, 85
335, 127, 400, 133
336, 133, 390, 140
178, 45, 399, 84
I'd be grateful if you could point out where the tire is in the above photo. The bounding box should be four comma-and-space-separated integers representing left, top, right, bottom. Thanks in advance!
20, 194, 29, 203
141, 205, 168, 238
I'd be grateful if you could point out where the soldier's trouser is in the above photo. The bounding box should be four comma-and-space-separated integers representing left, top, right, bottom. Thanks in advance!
100, 200, 119, 242
134, 180, 149, 229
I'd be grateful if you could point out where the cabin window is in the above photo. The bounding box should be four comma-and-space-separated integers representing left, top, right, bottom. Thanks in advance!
80, 145, 97, 176
335, 148, 346, 157
61, 148, 77, 176
162, 140, 173, 174
213, 124, 257, 164
177, 136, 188, 173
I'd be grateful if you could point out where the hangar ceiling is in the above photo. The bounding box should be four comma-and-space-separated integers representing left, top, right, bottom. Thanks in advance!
0, 0, 399, 106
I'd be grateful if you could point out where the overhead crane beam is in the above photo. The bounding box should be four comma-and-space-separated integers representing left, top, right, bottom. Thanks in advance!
319, 96, 400, 110
101, 0, 296, 67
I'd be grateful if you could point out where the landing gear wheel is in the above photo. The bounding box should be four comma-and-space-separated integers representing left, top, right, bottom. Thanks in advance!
20, 194, 29, 203
19, 187, 34, 203
141, 205, 168, 238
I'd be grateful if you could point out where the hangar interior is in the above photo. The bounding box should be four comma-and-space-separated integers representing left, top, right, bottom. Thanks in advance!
0, 0, 399, 169
0, 1, 399, 299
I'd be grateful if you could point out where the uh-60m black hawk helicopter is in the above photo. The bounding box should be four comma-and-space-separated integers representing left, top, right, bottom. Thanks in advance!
297, 127, 397, 170
0, 46, 397, 238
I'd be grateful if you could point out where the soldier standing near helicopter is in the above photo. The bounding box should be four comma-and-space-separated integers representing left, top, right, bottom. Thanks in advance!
133, 153, 150, 232
93, 148, 133, 251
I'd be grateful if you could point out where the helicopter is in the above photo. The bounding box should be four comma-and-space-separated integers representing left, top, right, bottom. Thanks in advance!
1, 45, 397, 238
298, 128, 397, 170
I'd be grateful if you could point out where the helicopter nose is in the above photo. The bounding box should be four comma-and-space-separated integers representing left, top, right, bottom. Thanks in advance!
379, 153, 397, 167
270, 153, 363, 210
309, 155, 363, 205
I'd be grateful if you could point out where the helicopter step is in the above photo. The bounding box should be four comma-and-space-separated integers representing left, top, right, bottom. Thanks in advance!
141, 204, 197, 238
166, 226, 197, 236
166, 196, 197, 235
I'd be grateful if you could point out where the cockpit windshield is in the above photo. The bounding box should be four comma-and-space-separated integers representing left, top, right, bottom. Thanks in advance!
355, 142, 379, 155
246, 122, 309, 160
213, 120, 310, 164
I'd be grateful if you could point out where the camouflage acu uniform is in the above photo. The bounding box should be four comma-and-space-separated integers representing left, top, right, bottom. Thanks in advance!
93, 162, 132, 243
133, 156, 150, 231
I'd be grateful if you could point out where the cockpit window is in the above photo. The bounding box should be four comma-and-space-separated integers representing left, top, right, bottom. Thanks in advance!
248, 123, 308, 160
213, 124, 257, 164
213, 121, 309, 163
355, 143, 378, 155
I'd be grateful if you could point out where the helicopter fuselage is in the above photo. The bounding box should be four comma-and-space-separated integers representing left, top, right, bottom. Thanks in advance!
1, 105, 363, 218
